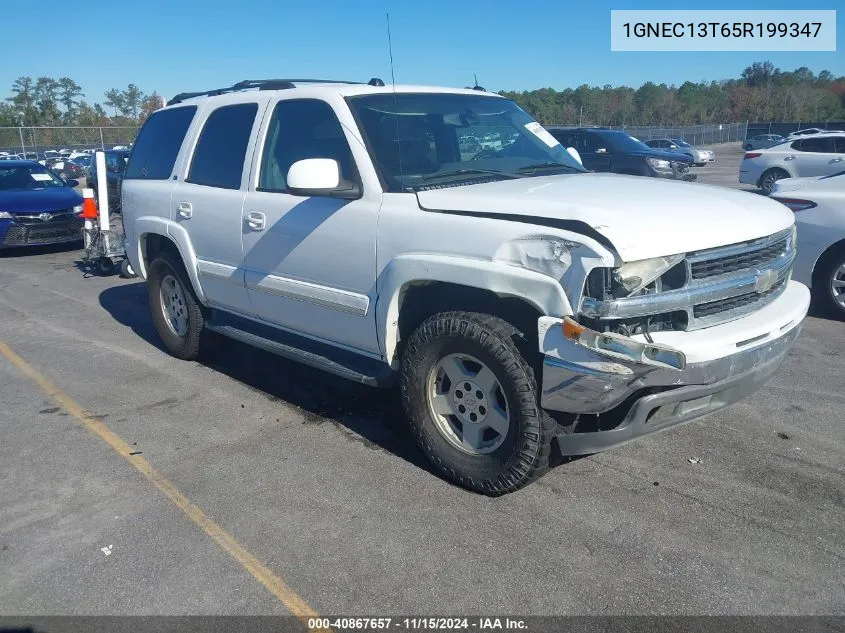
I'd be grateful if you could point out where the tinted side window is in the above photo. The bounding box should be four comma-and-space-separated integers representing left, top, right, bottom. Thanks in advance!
125, 106, 196, 180
581, 133, 606, 153
794, 137, 834, 153
258, 99, 357, 192
835, 136, 845, 153
187, 103, 258, 189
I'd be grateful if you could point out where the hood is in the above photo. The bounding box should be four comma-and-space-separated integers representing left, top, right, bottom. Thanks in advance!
0, 187, 83, 214
416, 173, 794, 261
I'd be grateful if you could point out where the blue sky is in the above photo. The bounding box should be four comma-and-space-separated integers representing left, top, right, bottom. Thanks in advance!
4, 0, 843, 105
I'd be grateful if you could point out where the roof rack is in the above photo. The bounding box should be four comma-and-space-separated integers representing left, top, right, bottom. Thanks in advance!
168, 77, 386, 105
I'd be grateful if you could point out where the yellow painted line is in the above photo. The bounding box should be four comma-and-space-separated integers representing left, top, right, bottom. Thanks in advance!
0, 339, 322, 624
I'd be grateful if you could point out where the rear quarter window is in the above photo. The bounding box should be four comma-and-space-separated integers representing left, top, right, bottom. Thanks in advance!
125, 106, 197, 180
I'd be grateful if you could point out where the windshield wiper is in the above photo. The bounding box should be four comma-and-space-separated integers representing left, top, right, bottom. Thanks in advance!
517, 162, 583, 174
416, 168, 525, 184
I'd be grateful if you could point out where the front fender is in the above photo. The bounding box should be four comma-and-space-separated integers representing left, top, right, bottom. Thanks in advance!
131, 216, 206, 305
377, 253, 574, 367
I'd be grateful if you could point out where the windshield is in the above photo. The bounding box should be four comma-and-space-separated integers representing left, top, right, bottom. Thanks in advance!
0, 164, 66, 191
347, 93, 585, 192
601, 131, 651, 153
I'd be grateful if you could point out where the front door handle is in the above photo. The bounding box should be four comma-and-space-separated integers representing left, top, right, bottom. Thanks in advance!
830, 157, 844, 163
245, 211, 266, 231
177, 202, 193, 219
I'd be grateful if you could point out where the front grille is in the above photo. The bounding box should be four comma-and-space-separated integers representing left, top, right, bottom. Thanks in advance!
13, 210, 75, 225
2, 215, 84, 246
693, 279, 786, 318
690, 234, 789, 279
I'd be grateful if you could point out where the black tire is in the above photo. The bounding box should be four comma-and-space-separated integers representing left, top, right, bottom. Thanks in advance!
744, 143, 753, 151
97, 257, 114, 276
147, 252, 212, 360
812, 247, 845, 320
120, 258, 137, 278
400, 311, 555, 495
759, 168, 789, 195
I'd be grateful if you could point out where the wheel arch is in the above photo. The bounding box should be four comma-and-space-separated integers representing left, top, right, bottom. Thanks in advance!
135, 217, 207, 304
377, 254, 573, 368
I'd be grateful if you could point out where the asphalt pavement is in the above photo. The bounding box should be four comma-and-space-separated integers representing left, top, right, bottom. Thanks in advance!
0, 145, 843, 616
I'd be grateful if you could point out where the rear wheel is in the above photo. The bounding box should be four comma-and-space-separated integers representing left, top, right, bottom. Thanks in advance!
400, 311, 555, 495
744, 143, 753, 151
759, 168, 789, 195
147, 252, 212, 360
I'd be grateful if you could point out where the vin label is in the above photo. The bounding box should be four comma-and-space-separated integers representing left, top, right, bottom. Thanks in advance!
611, 10, 836, 51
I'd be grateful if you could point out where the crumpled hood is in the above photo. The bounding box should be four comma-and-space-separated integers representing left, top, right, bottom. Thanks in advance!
0, 187, 83, 214
416, 172, 794, 261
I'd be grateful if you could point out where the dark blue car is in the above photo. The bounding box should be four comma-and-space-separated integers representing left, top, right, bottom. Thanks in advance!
0, 161, 85, 249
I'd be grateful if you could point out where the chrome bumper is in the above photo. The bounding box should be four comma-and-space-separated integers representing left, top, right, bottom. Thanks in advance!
540, 302, 805, 456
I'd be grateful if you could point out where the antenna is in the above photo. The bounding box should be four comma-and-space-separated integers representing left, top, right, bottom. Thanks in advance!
386, 13, 404, 188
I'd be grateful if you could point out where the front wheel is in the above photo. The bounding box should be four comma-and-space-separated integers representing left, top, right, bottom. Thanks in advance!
147, 252, 212, 360
400, 312, 555, 495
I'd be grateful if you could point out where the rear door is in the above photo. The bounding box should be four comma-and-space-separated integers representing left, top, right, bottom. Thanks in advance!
789, 137, 838, 177
174, 96, 270, 312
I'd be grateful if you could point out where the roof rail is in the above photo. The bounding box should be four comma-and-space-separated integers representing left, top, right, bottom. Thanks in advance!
167, 78, 386, 105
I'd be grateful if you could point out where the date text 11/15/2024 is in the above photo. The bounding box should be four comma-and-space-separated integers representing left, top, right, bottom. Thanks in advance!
308, 618, 528, 631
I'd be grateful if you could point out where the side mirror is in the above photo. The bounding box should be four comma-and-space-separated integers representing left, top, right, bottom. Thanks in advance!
65, 179, 80, 188
595, 147, 608, 154
286, 158, 360, 199
565, 146, 582, 165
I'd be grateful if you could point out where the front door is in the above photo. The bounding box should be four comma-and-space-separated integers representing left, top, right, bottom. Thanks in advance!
241, 97, 381, 355
578, 132, 613, 172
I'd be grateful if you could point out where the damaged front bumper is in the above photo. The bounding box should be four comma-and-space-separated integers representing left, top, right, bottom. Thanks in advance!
539, 281, 809, 456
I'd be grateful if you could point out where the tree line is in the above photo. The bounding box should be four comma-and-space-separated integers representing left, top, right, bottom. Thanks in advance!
0, 77, 165, 127
2, 62, 845, 129
501, 62, 845, 126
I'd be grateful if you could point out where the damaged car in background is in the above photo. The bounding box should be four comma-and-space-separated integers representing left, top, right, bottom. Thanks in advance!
122, 80, 809, 495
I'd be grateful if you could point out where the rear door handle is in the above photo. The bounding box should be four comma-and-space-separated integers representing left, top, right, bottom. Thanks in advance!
245, 211, 266, 231
830, 157, 844, 163
783, 155, 796, 161
177, 202, 192, 219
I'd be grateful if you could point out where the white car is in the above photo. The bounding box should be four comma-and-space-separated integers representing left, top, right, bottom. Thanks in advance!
644, 139, 715, 166
121, 79, 808, 494
772, 172, 845, 317
739, 133, 845, 194
786, 127, 843, 139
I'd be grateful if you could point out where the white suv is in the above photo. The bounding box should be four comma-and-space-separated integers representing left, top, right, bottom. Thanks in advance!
122, 79, 809, 494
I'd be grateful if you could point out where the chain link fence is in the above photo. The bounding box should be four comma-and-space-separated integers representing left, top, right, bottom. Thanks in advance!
0, 126, 139, 156
545, 123, 748, 145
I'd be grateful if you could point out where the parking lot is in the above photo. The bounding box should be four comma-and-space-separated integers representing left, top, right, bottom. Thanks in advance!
1, 142, 843, 617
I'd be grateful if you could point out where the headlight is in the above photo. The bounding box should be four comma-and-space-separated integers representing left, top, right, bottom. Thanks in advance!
646, 157, 671, 170
0, 211, 12, 219
494, 237, 581, 278
613, 254, 685, 296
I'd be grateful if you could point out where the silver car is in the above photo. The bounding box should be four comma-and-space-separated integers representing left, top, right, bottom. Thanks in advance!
744, 134, 785, 151
644, 138, 715, 166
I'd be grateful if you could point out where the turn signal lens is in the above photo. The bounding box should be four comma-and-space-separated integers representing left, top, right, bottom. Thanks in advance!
744, 152, 762, 159
562, 317, 587, 340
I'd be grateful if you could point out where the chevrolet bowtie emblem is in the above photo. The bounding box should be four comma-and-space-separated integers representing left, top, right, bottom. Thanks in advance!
754, 269, 778, 294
